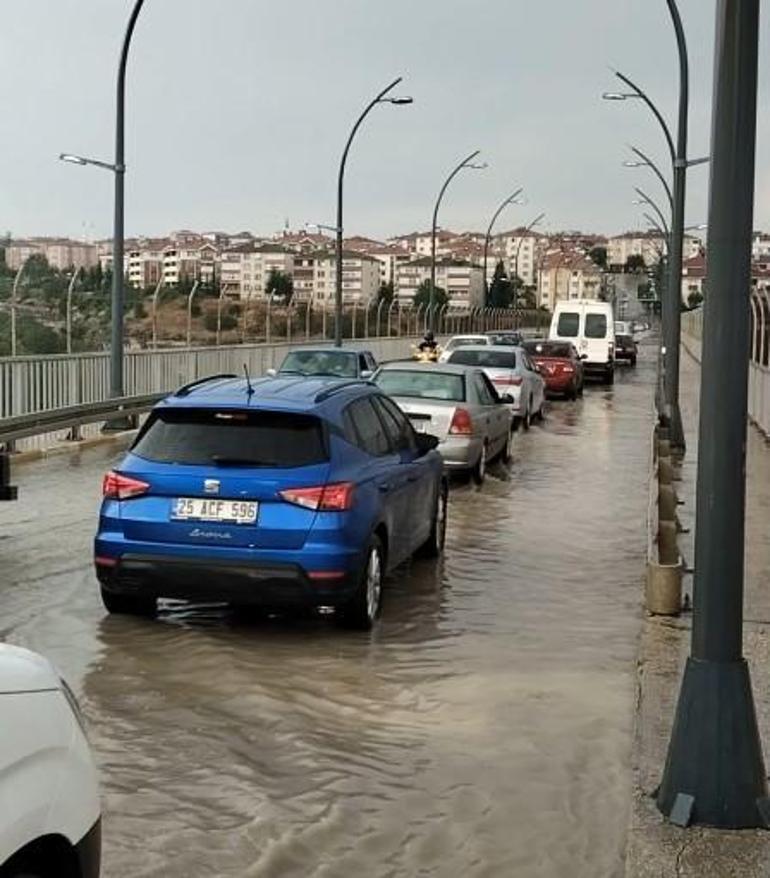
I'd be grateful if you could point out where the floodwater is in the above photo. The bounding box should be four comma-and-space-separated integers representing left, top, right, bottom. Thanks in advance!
0, 347, 656, 878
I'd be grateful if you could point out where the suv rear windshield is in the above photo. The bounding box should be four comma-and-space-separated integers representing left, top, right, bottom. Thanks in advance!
523, 341, 573, 358
556, 312, 579, 337
374, 369, 465, 402
585, 313, 608, 338
279, 350, 357, 378
449, 349, 516, 368
132, 408, 327, 467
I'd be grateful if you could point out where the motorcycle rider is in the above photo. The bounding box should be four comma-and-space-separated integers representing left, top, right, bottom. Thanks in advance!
418, 329, 437, 353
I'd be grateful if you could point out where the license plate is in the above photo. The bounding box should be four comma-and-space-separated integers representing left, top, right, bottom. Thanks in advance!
413, 421, 429, 433
172, 497, 258, 525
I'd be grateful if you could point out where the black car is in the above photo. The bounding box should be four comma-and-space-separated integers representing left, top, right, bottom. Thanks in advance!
614, 334, 637, 366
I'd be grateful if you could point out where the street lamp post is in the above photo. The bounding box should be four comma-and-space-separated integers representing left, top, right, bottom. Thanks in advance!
430, 150, 486, 329
512, 212, 545, 323
482, 188, 523, 304
603, 0, 696, 456
10, 259, 29, 358
335, 78, 412, 348
623, 146, 673, 212
66, 266, 82, 355
59, 0, 147, 402
657, 0, 768, 829
186, 280, 200, 348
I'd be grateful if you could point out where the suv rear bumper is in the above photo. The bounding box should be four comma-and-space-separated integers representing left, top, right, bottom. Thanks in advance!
96, 553, 359, 608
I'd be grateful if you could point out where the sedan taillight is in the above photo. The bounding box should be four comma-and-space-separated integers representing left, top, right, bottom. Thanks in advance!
493, 376, 523, 386
449, 408, 474, 435
280, 482, 355, 511
102, 471, 149, 500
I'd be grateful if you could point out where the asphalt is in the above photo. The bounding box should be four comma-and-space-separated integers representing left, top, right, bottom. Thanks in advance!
625, 341, 770, 877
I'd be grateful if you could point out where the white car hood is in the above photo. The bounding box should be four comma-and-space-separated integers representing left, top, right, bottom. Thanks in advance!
0, 644, 60, 694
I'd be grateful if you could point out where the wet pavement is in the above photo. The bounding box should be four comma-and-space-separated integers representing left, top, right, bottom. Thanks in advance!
0, 346, 656, 878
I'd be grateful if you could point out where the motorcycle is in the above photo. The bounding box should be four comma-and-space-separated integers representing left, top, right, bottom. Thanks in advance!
411, 344, 442, 363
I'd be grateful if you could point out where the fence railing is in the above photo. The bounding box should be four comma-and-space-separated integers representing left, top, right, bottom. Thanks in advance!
682, 296, 770, 437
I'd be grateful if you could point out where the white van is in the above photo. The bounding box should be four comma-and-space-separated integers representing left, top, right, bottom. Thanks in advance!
549, 300, 615, 384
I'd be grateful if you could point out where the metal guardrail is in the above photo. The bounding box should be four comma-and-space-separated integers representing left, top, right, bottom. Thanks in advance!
0, 393, 164, 446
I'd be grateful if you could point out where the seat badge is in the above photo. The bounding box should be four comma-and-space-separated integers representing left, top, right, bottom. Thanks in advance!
204, 479, 221, 494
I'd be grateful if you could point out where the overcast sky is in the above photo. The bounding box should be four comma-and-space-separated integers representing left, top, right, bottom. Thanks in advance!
1, 1, 768, 242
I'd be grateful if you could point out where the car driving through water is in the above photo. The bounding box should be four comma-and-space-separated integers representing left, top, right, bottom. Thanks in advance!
94, 374, 447, 630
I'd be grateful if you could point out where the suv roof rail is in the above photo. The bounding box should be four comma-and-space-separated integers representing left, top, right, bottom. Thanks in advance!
174, 373, 238, 398
314, 380, 373, 403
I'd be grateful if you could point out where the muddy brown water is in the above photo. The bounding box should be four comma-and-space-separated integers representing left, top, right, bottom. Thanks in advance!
0, 349, 656, 877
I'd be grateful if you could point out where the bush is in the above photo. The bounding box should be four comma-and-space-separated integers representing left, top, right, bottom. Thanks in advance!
203, 312, 237, 332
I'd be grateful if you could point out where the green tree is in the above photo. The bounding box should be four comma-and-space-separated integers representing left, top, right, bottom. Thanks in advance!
376, 280, 394, 305
488, 260, 513, 307
589, 246, 608, 269
687, 290, 704, 309
413, 280, 447, 309
625, 254, 646, 273
265, 269, 294, 302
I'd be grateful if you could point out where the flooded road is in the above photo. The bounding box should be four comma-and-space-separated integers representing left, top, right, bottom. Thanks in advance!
0, 347, 655, 877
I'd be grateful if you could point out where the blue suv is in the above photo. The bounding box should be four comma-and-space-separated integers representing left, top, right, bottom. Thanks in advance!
95, 374, 447, 629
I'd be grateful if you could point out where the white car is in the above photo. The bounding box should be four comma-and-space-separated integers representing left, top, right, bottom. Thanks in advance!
438, 335, 491, 362
0, 644, 101, 878
550, 300, 616, 384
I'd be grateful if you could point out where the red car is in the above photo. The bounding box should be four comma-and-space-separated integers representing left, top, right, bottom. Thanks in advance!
523, 340, 584, 400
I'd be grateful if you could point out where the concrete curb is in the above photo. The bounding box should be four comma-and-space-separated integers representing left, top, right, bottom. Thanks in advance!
11, 430, 137, 467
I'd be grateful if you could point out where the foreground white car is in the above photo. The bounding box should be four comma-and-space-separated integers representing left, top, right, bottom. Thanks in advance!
0, 645, 100, 878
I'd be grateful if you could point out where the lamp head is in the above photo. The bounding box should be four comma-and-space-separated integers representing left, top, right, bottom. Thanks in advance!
59, 153, 87, 166
386, 96, 414, 105
602, 92, 627, 101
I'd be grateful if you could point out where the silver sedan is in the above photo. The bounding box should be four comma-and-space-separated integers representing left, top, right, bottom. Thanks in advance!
444, 345, 546, 430
373, 362, 514, 484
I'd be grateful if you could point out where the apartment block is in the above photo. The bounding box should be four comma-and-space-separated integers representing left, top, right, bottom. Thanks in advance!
395, 257, 484, 310
311, 251, 380, 304
537, 251, 603, 311
4, 237, 99, 272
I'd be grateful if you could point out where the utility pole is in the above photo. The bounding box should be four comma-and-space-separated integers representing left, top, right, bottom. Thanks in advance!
657, 0, 767, 829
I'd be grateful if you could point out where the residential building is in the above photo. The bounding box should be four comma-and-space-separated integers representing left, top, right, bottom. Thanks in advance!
220, 243, 295, 299
537, 251, 603, 311
495, 228, 546, 287
312, 250, 380, 304
389, 229, 459, 258
681, 253, 706, 303
344, 237, 414, 288
752, 231, 770, 262
4, 237, 99, 272
395, 257, 484, 310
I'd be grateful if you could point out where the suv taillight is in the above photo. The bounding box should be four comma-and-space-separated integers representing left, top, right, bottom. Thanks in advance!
102, 471, 150, 500
449, 408, 473, 435
280, 482, 355, 511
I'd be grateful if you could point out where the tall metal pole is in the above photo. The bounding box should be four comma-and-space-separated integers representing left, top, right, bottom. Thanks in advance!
10, 259, 28, 358
66, 266, 82, 355
482, 187, 523, 304
335, 77, 411, 347
657, 0, 767, 829
110, 0, 146, 399
186, 279, 199, 348
663, 0, 689, 454
430, 150, 482, 330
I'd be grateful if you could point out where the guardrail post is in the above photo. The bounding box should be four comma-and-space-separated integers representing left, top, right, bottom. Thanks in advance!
0, 451, 17, 501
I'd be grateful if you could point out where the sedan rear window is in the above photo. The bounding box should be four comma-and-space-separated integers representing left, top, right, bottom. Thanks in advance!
556, 313, 579, 337
279, 350, 357, 378
132, 408, 327, 467
445, 336, 487, 351
448, 349, 516, 368
585, 314, 608, 338
524, 341, 573, 358
374, 369, 465, 402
